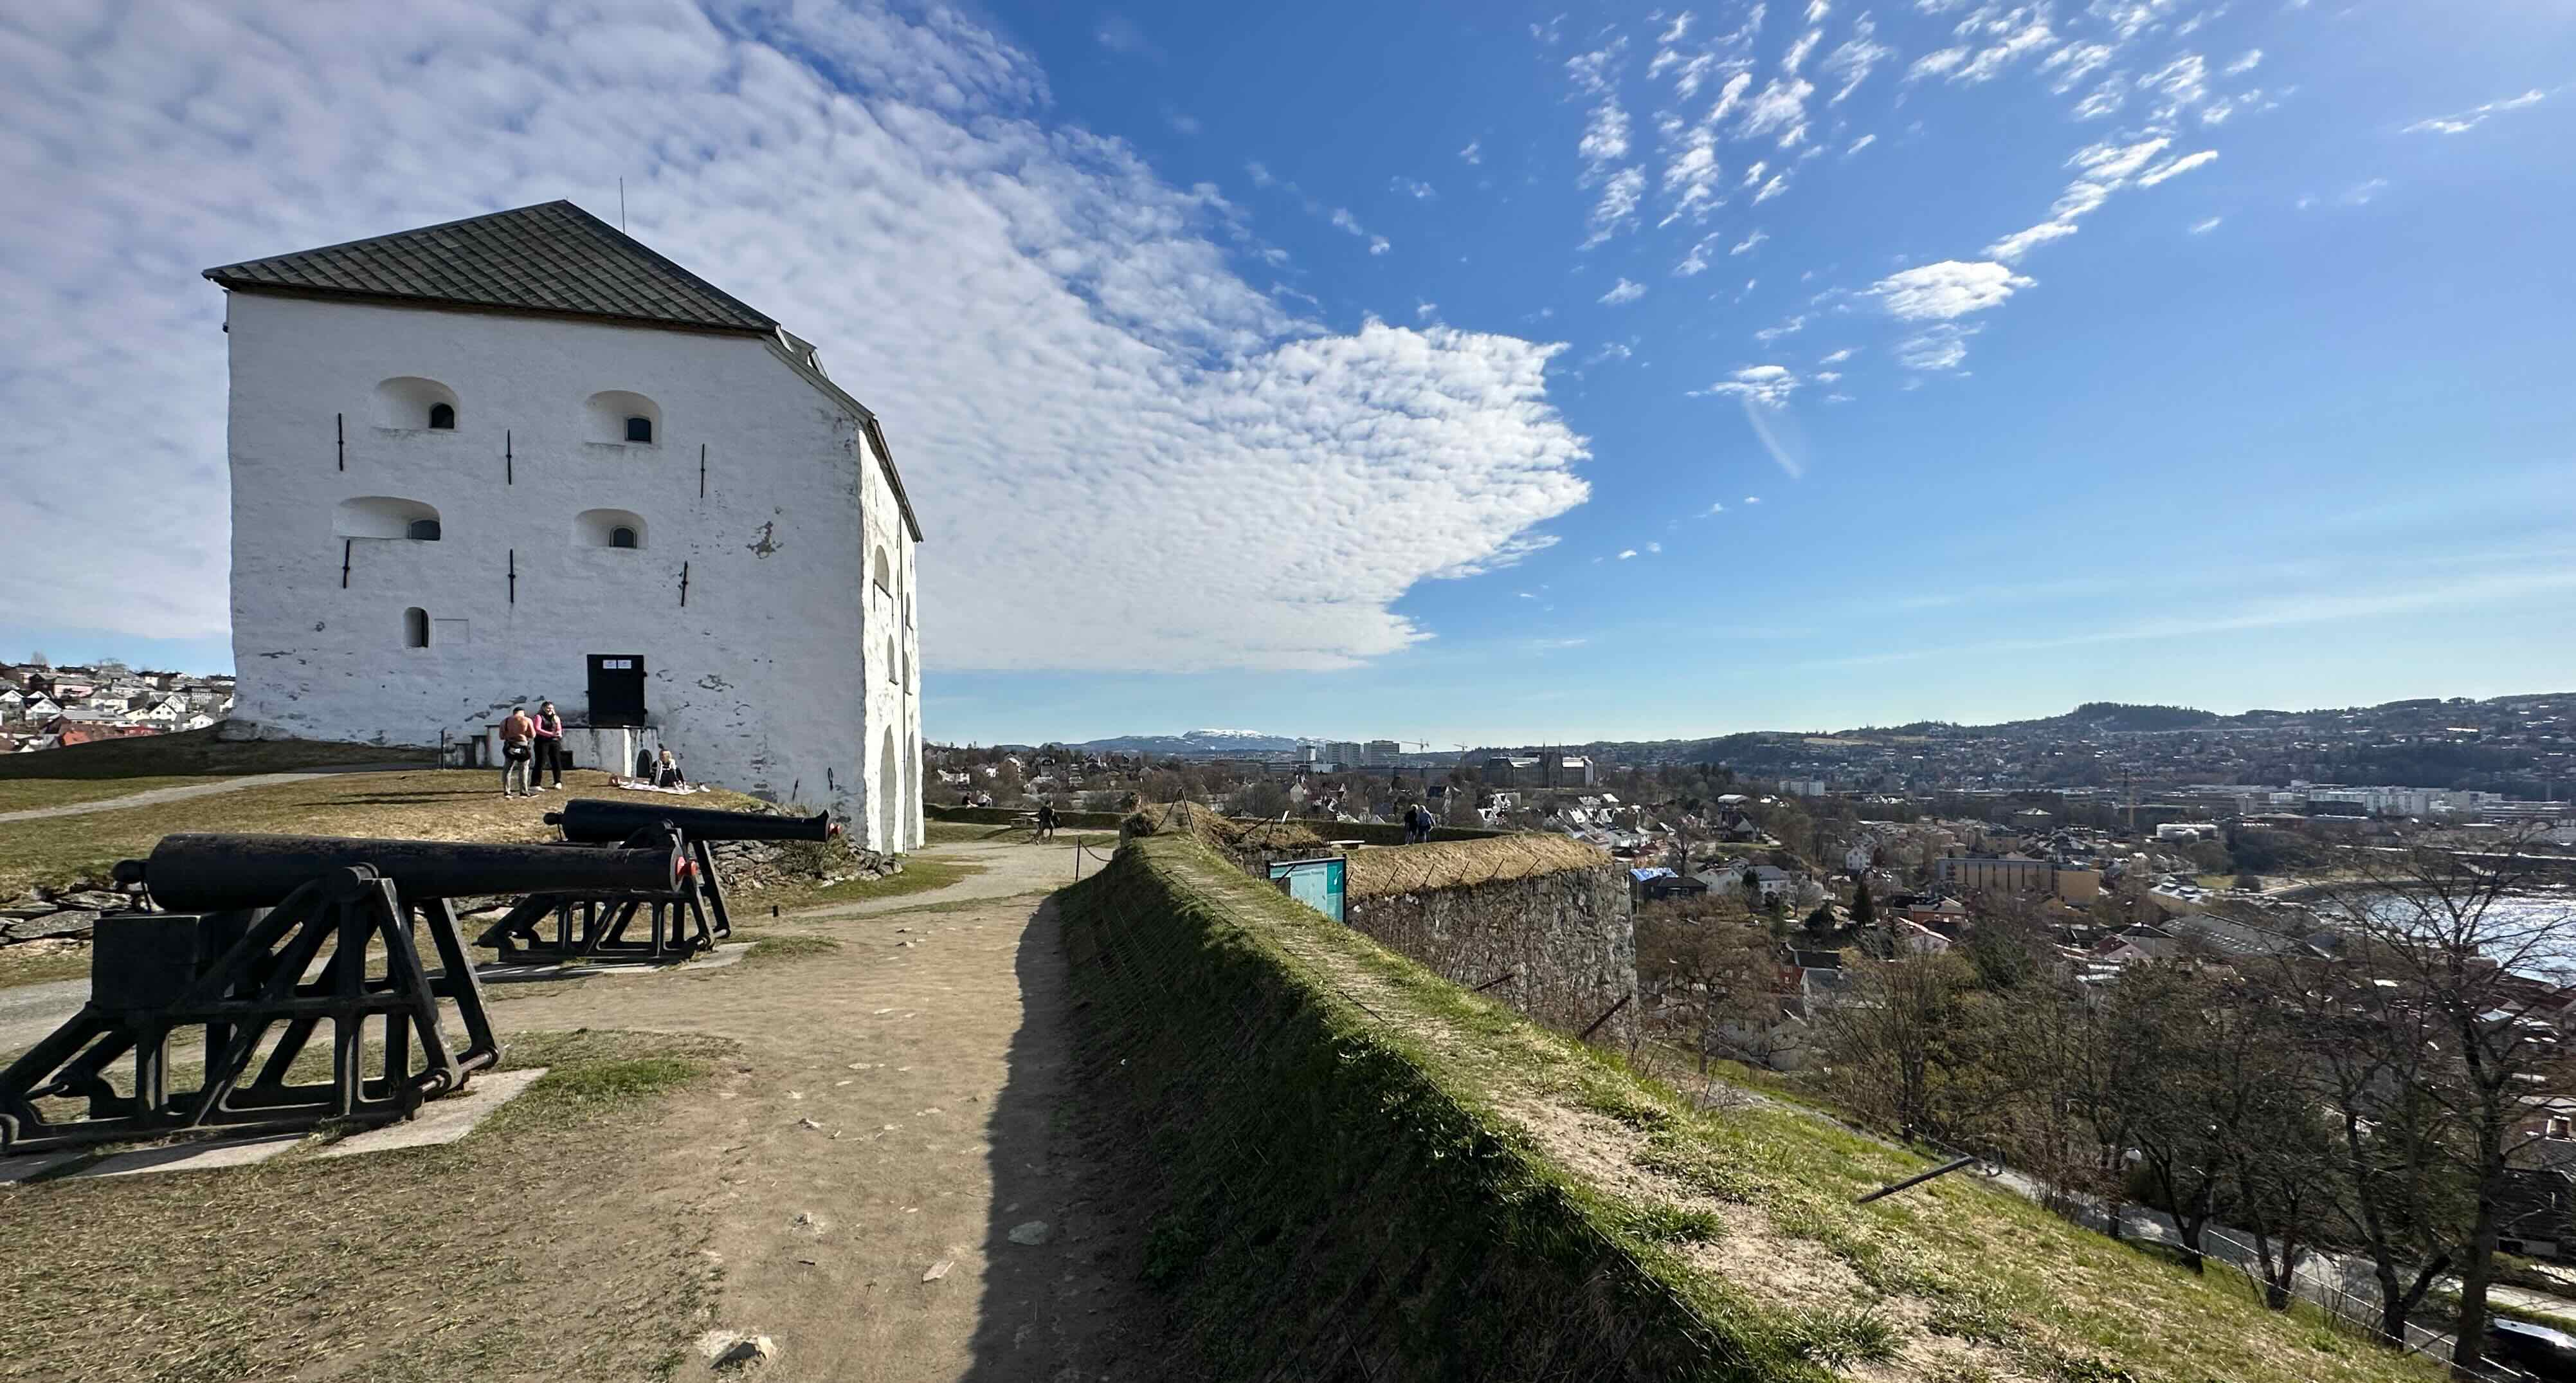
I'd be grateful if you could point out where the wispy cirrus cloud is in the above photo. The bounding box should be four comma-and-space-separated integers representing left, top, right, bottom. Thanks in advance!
2406, 89, 2546, 135
1982, 132, 2217, 262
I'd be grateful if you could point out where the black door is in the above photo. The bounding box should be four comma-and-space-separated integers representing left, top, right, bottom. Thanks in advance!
586, 654, 646, 726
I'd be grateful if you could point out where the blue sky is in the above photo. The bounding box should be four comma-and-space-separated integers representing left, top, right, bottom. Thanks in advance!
4, 1, 2571, 746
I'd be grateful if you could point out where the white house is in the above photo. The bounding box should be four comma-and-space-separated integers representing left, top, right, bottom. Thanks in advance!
204, 201, 925, 850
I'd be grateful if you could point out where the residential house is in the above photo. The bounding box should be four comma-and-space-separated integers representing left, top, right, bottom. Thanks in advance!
2091, 926, 2181, 965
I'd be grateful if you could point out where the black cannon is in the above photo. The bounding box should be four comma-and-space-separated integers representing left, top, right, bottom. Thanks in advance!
474, 800, 830, 966
548, 798, 836, 847
0, 834, 680, 1154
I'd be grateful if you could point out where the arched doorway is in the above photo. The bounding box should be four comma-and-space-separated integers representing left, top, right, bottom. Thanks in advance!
878, 729, 900, 852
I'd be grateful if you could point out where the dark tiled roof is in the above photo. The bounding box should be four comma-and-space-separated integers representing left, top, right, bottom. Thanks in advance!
204, 201, 777, 334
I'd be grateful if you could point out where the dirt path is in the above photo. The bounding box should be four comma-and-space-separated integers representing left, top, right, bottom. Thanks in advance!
0, 764, 422, 824
0, 977, 87, 1056
487, 885, 1160, 1381
795, 838, 1107, 919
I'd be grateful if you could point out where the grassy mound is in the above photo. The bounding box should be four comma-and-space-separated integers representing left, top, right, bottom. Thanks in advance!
1343, 832, 1612, 897
1061, 833, 2446, 1383
1121, 800, 1326, 855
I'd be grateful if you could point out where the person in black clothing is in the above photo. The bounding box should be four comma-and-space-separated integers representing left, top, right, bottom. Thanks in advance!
530, 701, 567, 791
1036, 801, 1058, 840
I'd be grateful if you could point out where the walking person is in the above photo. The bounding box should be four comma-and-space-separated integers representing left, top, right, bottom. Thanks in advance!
498, 705, 534, 797
531, 700, 566, 791
1037, 800, 1058, 841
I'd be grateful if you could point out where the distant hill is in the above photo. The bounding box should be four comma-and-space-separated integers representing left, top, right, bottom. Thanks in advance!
1075, 729, 1309, 755
2043, 702, 2224, 732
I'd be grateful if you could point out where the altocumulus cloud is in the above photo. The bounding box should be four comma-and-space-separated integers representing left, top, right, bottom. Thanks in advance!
0, 2, 1589, 673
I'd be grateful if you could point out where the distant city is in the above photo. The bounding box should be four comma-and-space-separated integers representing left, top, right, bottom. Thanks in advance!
999, 692, 2576, 814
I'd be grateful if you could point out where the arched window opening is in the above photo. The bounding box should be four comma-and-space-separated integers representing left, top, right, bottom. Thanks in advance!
903, 647, 912, 691
403, 607, 430, 648
878, 728, 900, 849
872, 546, 891, 595
574, 508, 648, 549
586, 390, 662, 446
335, 496, 442, 540
886, 637, 898, 683
372, 376, 460, 430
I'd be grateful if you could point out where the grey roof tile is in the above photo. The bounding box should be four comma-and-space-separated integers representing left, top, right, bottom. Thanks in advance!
204, 200, 777, 334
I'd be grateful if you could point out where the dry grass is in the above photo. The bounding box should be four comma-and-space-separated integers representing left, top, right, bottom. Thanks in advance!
1342, 833, 1612, 899
0, 1028, 733, 1383
0, 775, 221, 814
747, 853, 985, 913
1123, 801, 1325, 854
0, 767, 770, 899
0, 726, 432, 782
0, 938, 91, 989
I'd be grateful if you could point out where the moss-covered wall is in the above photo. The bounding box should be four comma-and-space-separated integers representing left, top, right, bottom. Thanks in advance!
1063, 836, 2454, 1383
1057, 835, 1765, 1381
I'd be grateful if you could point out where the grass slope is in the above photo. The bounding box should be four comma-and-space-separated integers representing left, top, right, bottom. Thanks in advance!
1063, 833, 2445, 1383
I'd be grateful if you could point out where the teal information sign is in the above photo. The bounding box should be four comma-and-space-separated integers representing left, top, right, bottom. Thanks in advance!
1267, 856, 1347, 924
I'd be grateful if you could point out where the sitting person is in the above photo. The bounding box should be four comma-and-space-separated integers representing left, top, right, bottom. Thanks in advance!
654, 747, 687, 789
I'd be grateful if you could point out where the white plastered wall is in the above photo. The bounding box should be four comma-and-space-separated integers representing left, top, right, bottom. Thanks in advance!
223, 293, 921, 849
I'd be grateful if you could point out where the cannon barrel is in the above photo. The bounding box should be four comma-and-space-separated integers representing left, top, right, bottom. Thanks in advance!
546, 798, 837, 845
115, 833, 685, 913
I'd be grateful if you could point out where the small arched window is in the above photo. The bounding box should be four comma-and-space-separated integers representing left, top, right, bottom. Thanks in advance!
403, 608, 430, 648
336, 496, 440, 540
872, 547, 891, 596
373, 377, 460, 430
886, 637, 898, 683
406, 518, 442, 542
586, 391, 661, 446
574, 509, 647, 549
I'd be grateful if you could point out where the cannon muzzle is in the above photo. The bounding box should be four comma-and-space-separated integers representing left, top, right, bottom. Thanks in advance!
545, 798, 838, 845
120, 833, 685, 913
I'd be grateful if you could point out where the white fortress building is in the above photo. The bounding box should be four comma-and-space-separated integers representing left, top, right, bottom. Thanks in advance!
204, 201, 923, 850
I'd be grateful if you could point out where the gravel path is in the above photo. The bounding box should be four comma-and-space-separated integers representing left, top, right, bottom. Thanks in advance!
0, 765, 424, 825
792, 838, 1108, 919
489, 886, 1163, 1381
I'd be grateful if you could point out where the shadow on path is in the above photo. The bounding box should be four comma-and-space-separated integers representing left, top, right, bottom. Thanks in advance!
962, 898, 1170, 1382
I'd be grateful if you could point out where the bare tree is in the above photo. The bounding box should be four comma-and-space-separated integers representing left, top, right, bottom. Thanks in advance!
1814, 951, 2002, 1144
1635, 901, 1783, 1069
2310, 831, 2576, 1367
